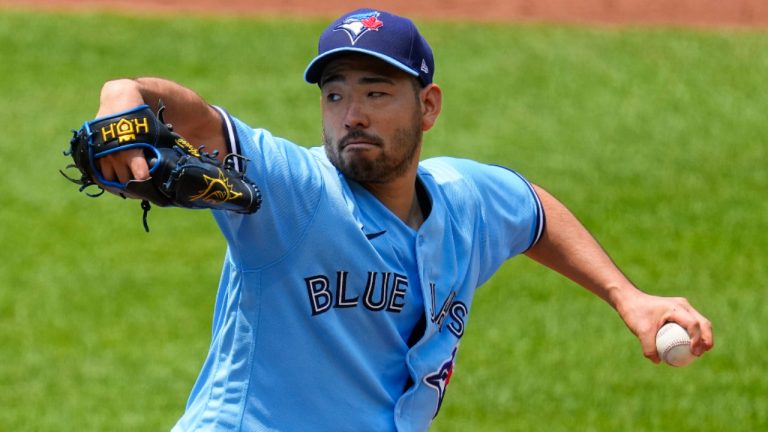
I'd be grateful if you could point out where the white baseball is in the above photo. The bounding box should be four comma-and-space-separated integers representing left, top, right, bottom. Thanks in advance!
656, 322, 695, 367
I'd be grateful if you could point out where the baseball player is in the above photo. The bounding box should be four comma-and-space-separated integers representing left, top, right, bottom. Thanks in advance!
83, 8, 713, 432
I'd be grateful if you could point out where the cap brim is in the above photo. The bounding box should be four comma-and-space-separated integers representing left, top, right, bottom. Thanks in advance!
304, 47, 420, 84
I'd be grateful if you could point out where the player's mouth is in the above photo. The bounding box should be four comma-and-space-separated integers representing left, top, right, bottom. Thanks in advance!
343, 142, 378, 152
339, 130, 383, 151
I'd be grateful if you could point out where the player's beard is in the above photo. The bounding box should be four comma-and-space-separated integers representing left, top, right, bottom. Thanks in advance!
323, 109, 422, 184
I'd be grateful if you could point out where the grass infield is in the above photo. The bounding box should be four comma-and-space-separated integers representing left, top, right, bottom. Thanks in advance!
0, 9, 766, 431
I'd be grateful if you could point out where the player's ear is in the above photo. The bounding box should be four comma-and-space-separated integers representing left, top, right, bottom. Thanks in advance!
420, 83, 442, 132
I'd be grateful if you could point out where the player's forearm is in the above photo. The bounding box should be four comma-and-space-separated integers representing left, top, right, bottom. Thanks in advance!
99, 77, 201, 115
524, 184, 642, 310
98, 77, 226, 156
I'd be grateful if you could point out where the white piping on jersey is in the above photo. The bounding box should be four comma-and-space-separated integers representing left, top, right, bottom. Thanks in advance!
212, 105, 241, 172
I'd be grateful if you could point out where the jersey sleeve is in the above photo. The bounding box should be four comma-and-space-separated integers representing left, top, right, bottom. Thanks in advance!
477, 163, 545, 255
210, 106, 325, 267
423, 157, 545, 284
468, 161, 545, 285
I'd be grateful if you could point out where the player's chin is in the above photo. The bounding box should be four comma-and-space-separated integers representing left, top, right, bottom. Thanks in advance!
340, 146, 382, 166
340, 160, 392, 183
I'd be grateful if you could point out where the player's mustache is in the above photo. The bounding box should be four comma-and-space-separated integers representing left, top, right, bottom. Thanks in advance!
339, 130, 384, 148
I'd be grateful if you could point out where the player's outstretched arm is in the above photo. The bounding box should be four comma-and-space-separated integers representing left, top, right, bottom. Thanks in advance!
96, 77, 226, 184
62, 77, 262, 225
524, 184, 714, 363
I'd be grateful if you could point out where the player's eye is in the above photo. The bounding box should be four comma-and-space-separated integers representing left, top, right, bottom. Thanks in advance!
326, 93, 341, 102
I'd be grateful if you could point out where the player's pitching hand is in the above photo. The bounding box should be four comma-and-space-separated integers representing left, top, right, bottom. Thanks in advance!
615, 291, 713, 364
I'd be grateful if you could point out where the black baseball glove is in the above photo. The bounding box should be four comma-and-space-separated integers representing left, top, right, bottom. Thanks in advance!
62, 103, 262, 231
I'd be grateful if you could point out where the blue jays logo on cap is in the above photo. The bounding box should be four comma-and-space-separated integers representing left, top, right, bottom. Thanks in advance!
335, 11, 384, 45
304, 9, 435, 86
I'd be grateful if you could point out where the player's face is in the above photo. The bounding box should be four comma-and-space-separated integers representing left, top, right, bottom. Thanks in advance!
320, 55, 424, 184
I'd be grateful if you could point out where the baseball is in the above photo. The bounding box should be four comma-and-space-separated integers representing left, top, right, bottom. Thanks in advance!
656, 322, 695, 367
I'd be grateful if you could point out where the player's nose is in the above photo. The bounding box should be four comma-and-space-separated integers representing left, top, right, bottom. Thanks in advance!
343, 99, 370, 129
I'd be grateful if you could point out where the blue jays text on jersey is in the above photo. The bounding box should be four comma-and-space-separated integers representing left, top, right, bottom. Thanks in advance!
171, 106, 544, 432
304, 270, 469, 341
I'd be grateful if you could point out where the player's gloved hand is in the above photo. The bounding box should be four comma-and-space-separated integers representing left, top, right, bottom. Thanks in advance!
98, 147, 150, 184
61, 103, 263, 230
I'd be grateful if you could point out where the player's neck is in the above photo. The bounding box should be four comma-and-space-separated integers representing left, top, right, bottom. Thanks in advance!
363, 172, 425, 230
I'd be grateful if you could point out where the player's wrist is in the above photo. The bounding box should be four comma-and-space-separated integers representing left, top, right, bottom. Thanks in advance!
603, 281, 643, 313
97, 79, 145, 117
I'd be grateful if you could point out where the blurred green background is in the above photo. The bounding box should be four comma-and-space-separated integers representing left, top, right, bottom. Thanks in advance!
0, 9, 766, 431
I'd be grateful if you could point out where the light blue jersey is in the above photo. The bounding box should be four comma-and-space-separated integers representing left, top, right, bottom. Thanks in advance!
172, 108, 544, 432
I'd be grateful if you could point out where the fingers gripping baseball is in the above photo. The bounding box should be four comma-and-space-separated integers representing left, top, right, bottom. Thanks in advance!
660, 298, 714, 357
619, 293, 713, 364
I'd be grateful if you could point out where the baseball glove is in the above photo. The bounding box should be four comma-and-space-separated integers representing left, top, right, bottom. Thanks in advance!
61, 103, 262, 231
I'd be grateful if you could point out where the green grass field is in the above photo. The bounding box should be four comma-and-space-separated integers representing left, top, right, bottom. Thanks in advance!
1, 9, 766, 431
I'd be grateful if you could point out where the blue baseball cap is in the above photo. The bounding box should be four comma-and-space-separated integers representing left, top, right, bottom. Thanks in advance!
304, 9, 434, 86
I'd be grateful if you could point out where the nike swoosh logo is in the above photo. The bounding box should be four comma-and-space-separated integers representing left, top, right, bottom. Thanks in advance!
364, 230, 387, 240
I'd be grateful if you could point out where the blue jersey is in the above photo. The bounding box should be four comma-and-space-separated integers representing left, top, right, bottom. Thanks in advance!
172, 108, 544, 431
